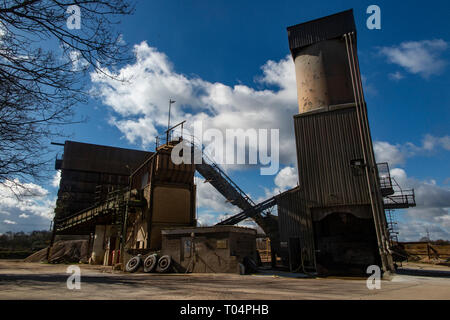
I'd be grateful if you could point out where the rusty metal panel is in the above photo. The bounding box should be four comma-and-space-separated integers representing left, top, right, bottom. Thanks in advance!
276, 187, 315, 269
294, 105, 371, 208
287, 9, 356, 55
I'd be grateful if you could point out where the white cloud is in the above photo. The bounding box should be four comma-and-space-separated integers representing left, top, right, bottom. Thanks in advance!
254, 166, 299, 203
194, 175, 240, 215
380, 39, 448, 78
193, 166, 296, 227
374, 134, 450, 167
390, 168, 450, 210
368, 139, 450, 241
274, 166, 298, 191
91, 41, 298, 167
422, 134, 450, 151
0, 24, 5, 39
389, 168, 450, 241
388, 71, 404, 81
69, 50, 89, 72
397, 219, 449, 242
196, 212, 218, 227
361, 75, 378, 96
374, 141, 408, 166
52, 171, 61, 188
3, 220, 17, 225
0, 179, 55, 233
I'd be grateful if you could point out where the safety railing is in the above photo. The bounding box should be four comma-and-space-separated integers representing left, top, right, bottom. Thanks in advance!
383, 189, 416, 209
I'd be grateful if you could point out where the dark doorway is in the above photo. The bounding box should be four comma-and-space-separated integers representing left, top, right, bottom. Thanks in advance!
313, 212, 380, 275
288, 238, 302, 272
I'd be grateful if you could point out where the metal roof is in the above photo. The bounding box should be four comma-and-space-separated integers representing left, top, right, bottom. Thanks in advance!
287, 9, 356, 54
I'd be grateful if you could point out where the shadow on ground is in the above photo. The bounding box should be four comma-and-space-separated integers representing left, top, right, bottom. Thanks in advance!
396, 268, 450, 278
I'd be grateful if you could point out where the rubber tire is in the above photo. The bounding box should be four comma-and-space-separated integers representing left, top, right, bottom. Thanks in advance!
125, 255, 142, 273
143, 254, 158, 273
156, 255, 172, 273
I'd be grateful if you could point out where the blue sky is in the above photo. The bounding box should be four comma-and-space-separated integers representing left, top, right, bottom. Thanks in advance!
1, 0, 449, 241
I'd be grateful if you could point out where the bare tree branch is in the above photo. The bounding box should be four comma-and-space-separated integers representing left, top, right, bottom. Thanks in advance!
0, 0, 135, 193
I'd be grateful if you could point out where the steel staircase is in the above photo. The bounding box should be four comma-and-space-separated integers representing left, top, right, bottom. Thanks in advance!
188, 141, 280, 251
216, 194, 277, 226
196, 160, 256, 212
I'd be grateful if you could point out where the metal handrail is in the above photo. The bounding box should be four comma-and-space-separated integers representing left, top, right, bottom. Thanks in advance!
377, 162, 393, 190
185, 135, 257, 207
54, 188, 127, 225
383, 190, 415, 205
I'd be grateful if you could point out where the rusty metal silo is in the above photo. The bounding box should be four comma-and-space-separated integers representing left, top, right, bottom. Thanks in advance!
288, 10, 356, 113
282, 9, 394, 274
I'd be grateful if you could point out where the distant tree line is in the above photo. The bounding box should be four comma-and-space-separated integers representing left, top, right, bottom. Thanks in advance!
0, 230, 51, 258
417, 237, 449, 245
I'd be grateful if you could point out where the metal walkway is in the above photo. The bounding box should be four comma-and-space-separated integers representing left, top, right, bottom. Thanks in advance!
383, 191, 416, 209
54, 189, 144, 234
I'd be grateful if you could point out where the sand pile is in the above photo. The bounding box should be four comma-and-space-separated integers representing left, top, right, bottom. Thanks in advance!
25, 240, 90, 264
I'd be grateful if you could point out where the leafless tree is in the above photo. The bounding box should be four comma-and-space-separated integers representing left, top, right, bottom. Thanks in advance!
0, 0, 135, 194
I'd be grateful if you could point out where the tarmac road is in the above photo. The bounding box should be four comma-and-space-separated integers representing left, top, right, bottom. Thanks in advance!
0, 260, 449, 300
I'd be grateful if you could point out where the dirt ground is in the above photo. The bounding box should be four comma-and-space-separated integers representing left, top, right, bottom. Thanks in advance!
0, 260, 449, 300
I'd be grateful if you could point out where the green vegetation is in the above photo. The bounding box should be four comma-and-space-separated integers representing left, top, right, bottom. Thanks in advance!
0, 231, 51, 259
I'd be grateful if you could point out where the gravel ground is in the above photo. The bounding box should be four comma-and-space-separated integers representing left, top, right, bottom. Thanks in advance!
0, 260, 449, 300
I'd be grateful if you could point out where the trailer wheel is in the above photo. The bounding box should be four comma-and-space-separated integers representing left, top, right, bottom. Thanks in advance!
125, 255, 142, 273
143, 254, 158, 273
157, 255, 172, 273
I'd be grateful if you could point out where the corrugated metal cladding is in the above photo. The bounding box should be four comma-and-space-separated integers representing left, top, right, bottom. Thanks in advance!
287, 9, 356, 55
276, 187, 316, 270
294, 105, 371, 208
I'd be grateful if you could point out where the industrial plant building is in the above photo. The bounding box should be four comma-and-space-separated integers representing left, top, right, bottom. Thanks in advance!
49, 9, 416, 275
